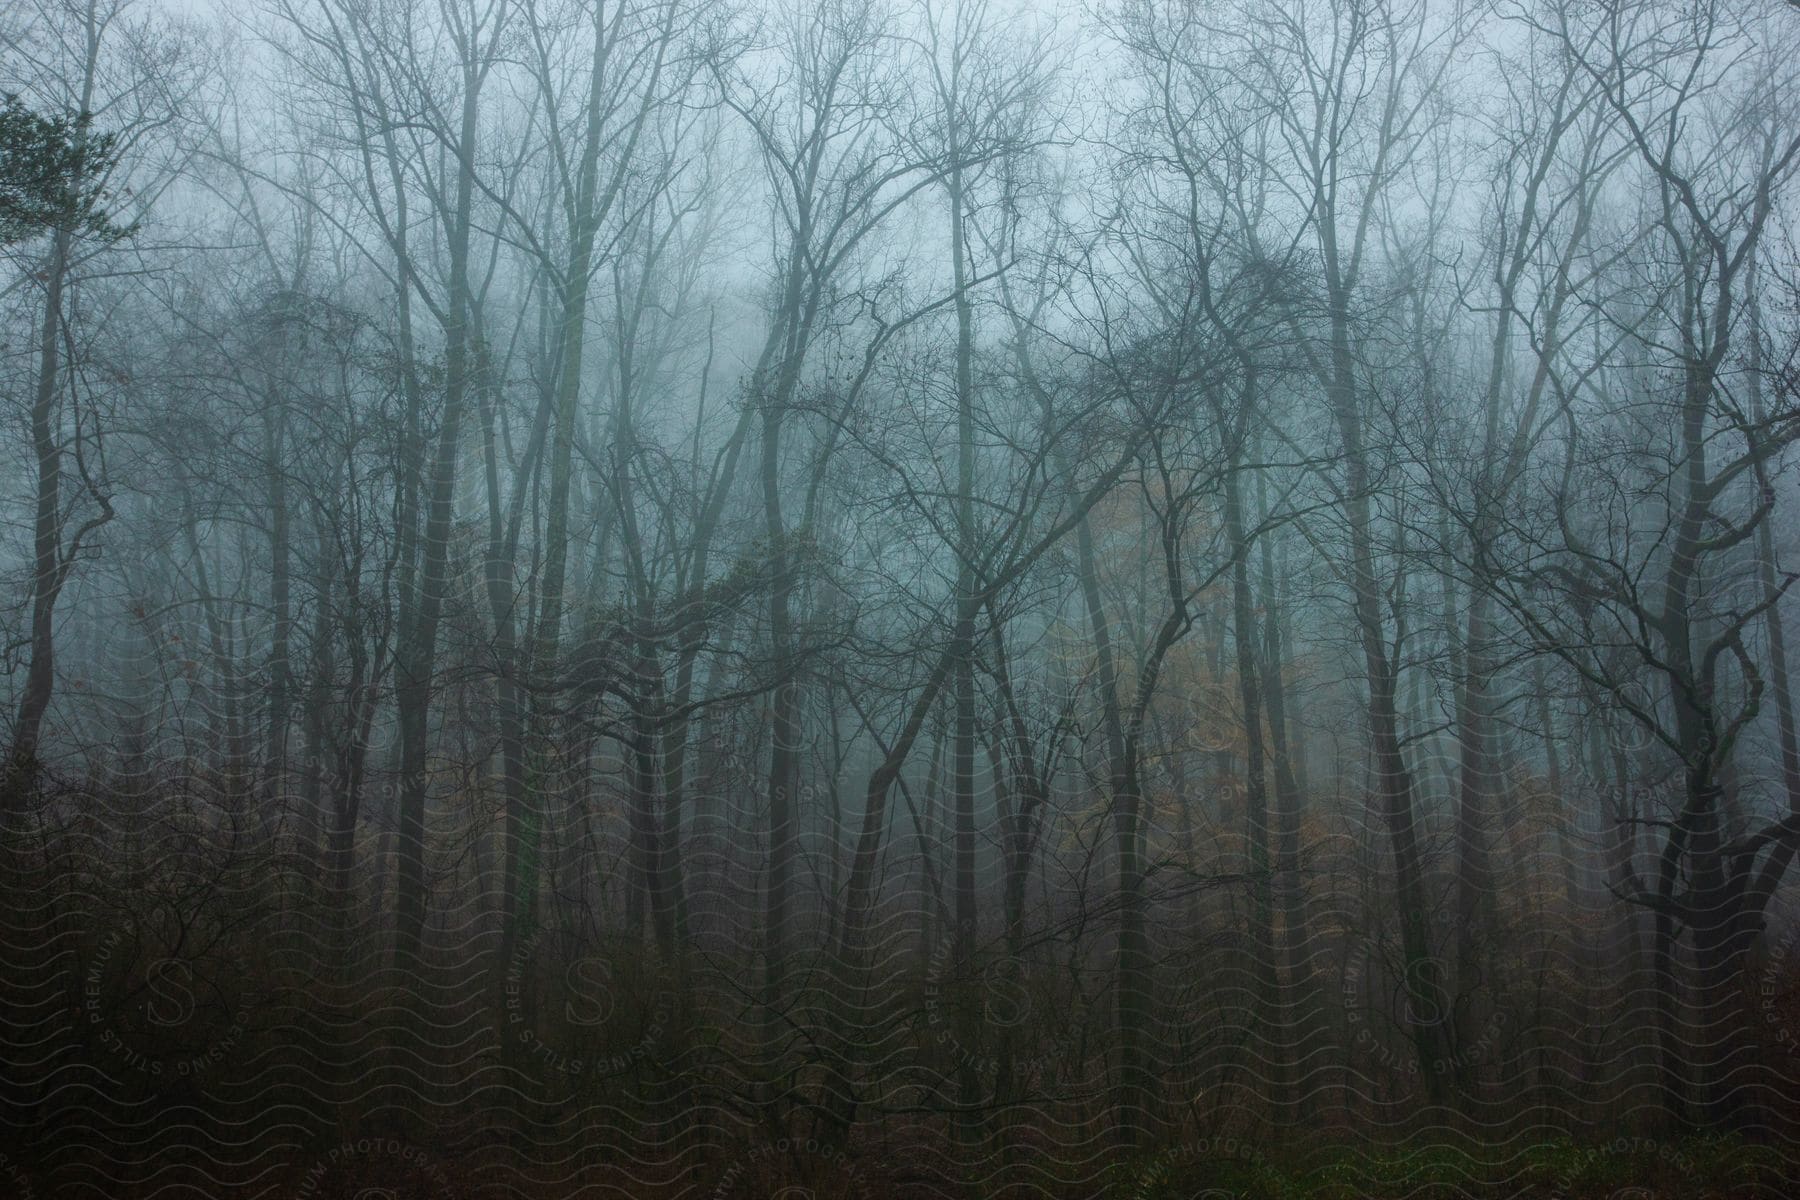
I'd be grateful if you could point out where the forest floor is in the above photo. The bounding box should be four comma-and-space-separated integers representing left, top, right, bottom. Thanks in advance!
1110, 1133, 1792, 1198
28, 1137, 1796, 1199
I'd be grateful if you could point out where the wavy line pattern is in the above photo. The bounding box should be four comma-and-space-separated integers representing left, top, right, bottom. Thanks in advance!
6, 0, 1800, 1195
3, 736, 1799, 1199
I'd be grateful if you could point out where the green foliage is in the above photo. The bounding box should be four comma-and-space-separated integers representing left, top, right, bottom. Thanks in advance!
0, 92, 133, 245
1516, 1133, 1787, 1198
1311, 1145, 1547, 1200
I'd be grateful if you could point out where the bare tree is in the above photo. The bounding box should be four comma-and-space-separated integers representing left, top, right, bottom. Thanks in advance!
1, 0, 201, 820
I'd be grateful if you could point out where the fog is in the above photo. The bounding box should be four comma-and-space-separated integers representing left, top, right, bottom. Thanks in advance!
3, 0, 1800, 1195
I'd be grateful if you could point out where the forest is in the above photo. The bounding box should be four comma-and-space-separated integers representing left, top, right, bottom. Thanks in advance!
4, 0, 1800, 1195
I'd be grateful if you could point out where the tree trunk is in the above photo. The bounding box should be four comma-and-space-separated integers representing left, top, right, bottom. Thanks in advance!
1071, 496, 1147, 1141
948, 151, 982, 1140
1453, 587, 1498, 1097
5, 226, 72, 821
1221, 376, 1288, 1122
1329, 304, 1453, 1103
393, 86, 477, 957
761, 392, 801, 1024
